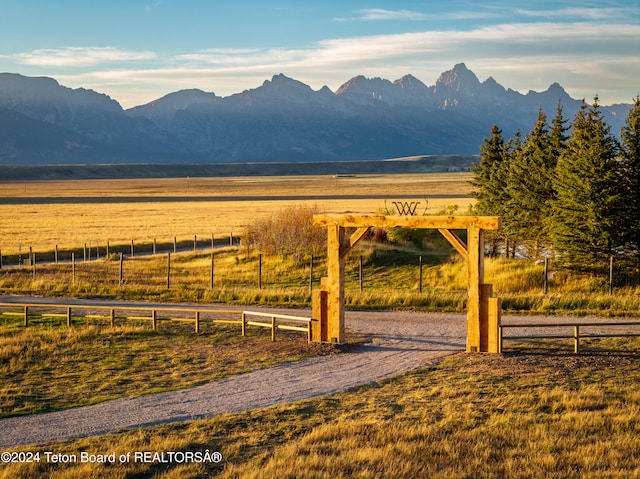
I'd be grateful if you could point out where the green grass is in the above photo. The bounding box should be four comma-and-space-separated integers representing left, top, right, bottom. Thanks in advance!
0, 322, 342, 418
1, 243, 639, 315
3, 340, 640, 478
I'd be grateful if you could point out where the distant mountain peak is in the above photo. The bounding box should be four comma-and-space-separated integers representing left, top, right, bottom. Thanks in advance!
545, 82, 569, 96
263, 73, 313, 92
126, 88, 218, 123
435, 63, 481, 93
0, 65, 631, 166
393, 74, 427, 90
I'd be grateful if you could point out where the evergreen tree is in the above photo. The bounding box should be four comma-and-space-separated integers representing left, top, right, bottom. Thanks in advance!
550, 98, 624, 266
470, 125, 514, 256
550, 101, 570, 158
506, 110, 556, 257
470, 125, 510, 216
620, 95, 640, 265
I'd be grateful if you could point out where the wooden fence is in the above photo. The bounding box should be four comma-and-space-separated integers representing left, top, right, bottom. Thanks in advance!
0, 302, 313, 342
0, 233, 239, 268
242, 310, 313, 342
499, 319, 640, 353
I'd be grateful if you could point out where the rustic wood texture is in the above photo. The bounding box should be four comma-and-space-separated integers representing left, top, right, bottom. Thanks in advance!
312, 214, 501, 351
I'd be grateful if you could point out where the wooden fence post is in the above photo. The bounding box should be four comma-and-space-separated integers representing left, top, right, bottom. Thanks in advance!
210, 252, 215, 289
67, 307, 72, 327
609, 255, 614, 296
131, 240, 135, 257
258, 253, 263, 289
55, 245, 59, 264
359, 255, 364, 292
174, 237, 177, 254
107, 240, 110, 257
271, 316, 276, 341
72, 253, 76, 285
194, 235, 197, 252
167, 252, 171, 289
195, 311, 200, 333
83, 243, 87, 262
544, 257, 549, 295
153, 238, 157, 255
119, 252, 123, 286
419, 255, 423, 293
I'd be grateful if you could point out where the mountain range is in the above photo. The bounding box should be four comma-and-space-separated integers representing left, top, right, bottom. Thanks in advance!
0, 63, 632, 166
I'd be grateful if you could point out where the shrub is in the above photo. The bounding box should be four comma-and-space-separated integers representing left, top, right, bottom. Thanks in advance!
246, 205, 326, 263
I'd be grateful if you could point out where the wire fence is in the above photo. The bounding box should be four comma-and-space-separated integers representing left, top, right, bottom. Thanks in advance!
0, 238, 638, 297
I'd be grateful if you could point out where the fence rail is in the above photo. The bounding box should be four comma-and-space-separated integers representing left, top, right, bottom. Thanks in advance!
241, 310, 314, 342
0, 302, 313, 341
499, 320, 640, 353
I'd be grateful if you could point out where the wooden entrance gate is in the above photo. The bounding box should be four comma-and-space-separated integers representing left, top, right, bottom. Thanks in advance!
312, 214, 502, 353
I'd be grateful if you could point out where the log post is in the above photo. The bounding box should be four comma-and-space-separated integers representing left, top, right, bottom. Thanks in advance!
466, 225, 483, 352
312, 214, 501, 351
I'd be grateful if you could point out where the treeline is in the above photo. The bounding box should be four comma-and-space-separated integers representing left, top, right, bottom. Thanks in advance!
471, 96, 640, 268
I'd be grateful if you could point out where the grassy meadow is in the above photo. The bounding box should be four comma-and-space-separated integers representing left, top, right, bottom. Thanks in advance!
3, 342, 640, 478
2, 173, 640, 478
0, 322, 343, 419
0, 174, 473, 253
2, 171, 637, 315
1, 241, 639, 316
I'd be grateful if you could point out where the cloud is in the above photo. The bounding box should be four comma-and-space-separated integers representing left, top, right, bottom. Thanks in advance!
352, 9, 430, 21
45, 21, 640, 107
514, 6, 635, 21
12, 47, 157, 67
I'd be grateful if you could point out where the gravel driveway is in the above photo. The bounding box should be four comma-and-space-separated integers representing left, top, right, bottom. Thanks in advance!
0, 305, 467, 449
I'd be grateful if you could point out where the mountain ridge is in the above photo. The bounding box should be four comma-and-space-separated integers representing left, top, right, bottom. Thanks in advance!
0, 64, 632, 166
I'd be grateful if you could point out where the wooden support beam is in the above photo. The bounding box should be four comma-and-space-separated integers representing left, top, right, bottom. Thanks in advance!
438, 228, 468, 261
314, 214, 501, 230
311, 214, 502, 351
466, 226, 483, 352
488, 297, 501, 353
326, 224, 345, 343
340, 227, 371, 258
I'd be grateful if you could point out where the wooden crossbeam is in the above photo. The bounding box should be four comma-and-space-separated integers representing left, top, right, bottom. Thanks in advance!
438, 228, 469, 261
312, 213, 501, 351
340, 226, 371, 258
314, 214, 501, 230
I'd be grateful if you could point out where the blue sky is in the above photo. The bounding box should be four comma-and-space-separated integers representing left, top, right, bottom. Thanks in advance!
1, 1, 638, 108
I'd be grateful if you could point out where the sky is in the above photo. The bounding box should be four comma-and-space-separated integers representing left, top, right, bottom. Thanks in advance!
0, 1, 638, 108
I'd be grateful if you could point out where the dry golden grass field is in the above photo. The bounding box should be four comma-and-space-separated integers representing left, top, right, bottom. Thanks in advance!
3, 173, 640, 478
0, 173, 473, 254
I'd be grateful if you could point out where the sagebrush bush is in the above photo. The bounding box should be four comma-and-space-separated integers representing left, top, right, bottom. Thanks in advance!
245, 205, 326, 263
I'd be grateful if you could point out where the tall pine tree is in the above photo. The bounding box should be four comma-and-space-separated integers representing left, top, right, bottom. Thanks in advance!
470, 125, 510, 216
507, 110, 557, 258
551, 98, 625, 266
550, 101, 569, 160
470, 125, 514, 255
620, 95, 640, 266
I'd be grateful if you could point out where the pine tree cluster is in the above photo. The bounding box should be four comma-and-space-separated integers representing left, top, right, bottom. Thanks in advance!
471, 96, 640, 269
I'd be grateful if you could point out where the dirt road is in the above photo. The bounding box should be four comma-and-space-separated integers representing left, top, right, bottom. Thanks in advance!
0, 301, 466, 449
